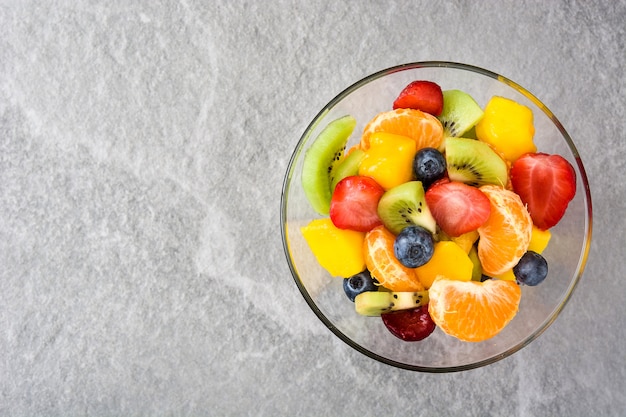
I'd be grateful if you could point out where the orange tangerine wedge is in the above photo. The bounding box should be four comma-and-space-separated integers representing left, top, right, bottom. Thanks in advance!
428, 278, 521, 342
363, 226, 424, 292
360, 108, 445, 151
477, 185, 532, 276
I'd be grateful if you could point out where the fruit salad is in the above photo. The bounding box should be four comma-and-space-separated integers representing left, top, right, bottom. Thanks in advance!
300, 80, 577, 343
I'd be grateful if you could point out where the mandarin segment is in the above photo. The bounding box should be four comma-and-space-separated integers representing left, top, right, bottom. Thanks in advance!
477, 185, 533, 276
428, 278, 521, 342
360, 108, 444, 151
363, 226, 424, 292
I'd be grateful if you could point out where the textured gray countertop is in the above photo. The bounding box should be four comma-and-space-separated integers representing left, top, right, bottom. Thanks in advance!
1, 1, 624, 416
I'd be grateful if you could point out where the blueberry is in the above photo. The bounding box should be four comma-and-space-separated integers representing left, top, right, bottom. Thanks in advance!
513, 251, 548, 286
413, 147, 446, 189
343, 270, 378, 302
393, 226, 434, 268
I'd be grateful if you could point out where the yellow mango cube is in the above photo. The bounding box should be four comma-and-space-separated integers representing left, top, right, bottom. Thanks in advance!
301, 218, 365, 278
451, 230, 479, 254
493, 268, 517, 281
415, 241, 473, 288
475, 96, 536, 162
528, 225, 551, 254
358, 132, 416, 190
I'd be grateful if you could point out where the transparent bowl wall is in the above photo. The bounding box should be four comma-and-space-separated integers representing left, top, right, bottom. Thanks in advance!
281, 62, 592, 372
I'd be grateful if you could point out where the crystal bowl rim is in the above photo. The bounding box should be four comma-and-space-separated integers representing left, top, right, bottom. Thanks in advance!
280, 61, 593, 372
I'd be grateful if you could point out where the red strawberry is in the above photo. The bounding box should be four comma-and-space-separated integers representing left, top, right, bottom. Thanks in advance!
393, 80, 444, 116
425, 181, 491, 237
330, 176, 385, 232
510, 153, 576, 230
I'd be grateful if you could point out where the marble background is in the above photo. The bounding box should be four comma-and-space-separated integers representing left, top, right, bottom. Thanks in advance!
1, 1, 624, 416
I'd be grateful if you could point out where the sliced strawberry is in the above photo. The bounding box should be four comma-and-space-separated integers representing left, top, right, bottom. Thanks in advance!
393, 80, 444, 116
330, 176, 385, 232
425, 181, 491, 237
510, 153, 576, 230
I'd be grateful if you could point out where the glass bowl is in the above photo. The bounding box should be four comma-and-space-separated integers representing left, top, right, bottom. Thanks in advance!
280, 62, 592, 372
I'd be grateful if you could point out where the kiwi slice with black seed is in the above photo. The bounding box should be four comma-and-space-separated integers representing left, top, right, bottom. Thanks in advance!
438, 90, 484, 137
377, 181, 436, 235
355, 291, 430, 316
301, 115, 356, 215
445, 137, 509, 187
330, 148, 365, 191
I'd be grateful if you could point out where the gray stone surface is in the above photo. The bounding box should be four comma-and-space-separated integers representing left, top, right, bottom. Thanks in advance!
1, 1, 624, 415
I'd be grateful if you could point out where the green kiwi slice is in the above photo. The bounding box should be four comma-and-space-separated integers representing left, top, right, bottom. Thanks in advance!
330, 148, 365, 191
301, 115, 356, 215
445, 137, 508, 187
438, 90, 484, 137
377, 181, 436, 235
355, 290, 430, 316
463, 125, 478, 140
